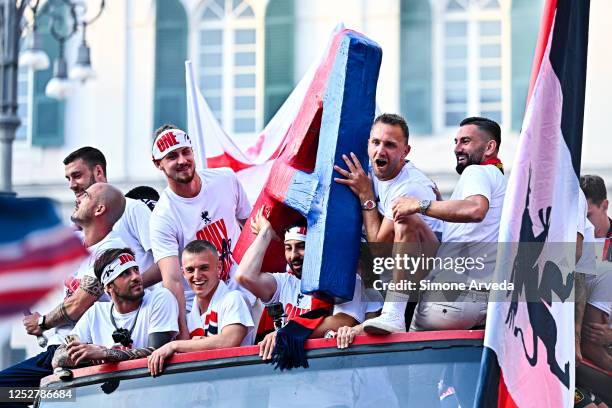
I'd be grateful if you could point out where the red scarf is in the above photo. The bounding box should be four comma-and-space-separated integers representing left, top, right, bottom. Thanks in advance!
481, 157, 504, 174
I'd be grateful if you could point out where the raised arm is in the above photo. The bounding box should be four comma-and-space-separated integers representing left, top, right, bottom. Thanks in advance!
234, 207, 279, 302
334, 153, 389, 242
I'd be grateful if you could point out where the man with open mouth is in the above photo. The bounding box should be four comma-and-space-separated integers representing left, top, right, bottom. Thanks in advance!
334, 113, 442, 333
63, 147, 159, 287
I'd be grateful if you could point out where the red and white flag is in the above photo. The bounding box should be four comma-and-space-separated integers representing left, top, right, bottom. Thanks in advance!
0, 197, 88, 319
475, 0, 590, 407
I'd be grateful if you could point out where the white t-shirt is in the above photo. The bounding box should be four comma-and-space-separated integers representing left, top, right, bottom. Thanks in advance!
441, 165, 507, 243
113, 198, 154, 273
586, 269, 612, 329
49, 231, 126, 345
187, 280, 255, 346
70, 288, 179, 348
372, 161, 442, 233
150, 168, 252, 308
266, 273, 379, 324
433, 165, 507, 283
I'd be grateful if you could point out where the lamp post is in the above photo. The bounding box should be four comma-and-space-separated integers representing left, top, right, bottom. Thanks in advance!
0, 1, 25, 195
0, 0, 104, 194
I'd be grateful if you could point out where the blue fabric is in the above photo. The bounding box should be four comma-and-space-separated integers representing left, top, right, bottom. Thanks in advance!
0, 345, 58, 407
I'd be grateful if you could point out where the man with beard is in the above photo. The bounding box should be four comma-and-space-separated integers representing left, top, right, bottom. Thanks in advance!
52, 248, 178, 369
63, 147, 159, 287
361, 116, 507, 333
150, 125, 252, 339
235, 208, 381, 360
0, 183, 126, 394
147, 240, 254, 376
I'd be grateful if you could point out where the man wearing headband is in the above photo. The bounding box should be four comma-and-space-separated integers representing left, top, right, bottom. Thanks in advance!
63, 146, 160, 287
149, 124, 252, 340
52, 248, 178, 369
147, 240, 254, 376
1, 183, 127, 390
235, 208, 381, 360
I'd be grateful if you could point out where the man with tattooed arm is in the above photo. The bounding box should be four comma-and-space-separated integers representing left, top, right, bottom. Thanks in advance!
52, 248, 178, 368
0, 183, 127, 392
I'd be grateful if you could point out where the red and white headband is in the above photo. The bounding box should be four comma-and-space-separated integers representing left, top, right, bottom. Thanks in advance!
284, 225, 307, 242
101, 253, 137, 286
152, 129, 192, 160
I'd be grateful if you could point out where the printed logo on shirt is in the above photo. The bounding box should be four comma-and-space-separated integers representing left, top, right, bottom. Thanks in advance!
285, 303, 310, 320
195, 218, 232, 281
204, 310, 219, 336
201, 210, 211, 224
189, 327, 205, 338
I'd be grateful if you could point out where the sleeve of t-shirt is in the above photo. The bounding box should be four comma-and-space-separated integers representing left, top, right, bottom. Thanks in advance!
147, 288, 179, 338
577, 191, 587, 237
149, 211, 180, 263
587, 269, 612, 317
219, 291, 255, 332
127, 199, 153, 252
70, 307, 94, 344
231, 170, 252, 220
384, 182, 432, 220
265, 273, 286, 305
333, 275, 366, 323
457, 166, 494, 202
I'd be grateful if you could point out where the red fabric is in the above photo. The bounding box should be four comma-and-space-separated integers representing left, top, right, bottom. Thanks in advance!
0, 243, 87, 273
233, 30, 349, 272
481, 156, 504, 173
480, 157, 502, 167
256, 308, 275, 336
189, 328, 205, 338
497, 372, 519, 408
288, 297, 332, 330
527, 0, 558, 105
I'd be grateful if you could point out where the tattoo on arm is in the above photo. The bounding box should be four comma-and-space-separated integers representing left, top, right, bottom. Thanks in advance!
104, 347, 155, 363
44, 301, 75, 329
52, 345, 77, 368
80, 275, 104, 298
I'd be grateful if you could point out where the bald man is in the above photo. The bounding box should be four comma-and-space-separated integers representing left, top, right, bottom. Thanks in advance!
0, 183, 128, 391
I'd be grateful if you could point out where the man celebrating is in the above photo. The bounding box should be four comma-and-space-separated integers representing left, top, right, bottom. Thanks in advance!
335, 113, 442, 242
0, 183, 126, 389
371, 116, 507, 333
147, 240, 254, 376
235, 208, 380, 360
150, 125, 251, 339
334, 113, 442, 333
52, 248, 178, 368
63, 147, 158, 286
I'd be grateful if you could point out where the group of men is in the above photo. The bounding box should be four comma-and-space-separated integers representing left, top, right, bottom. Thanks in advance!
1, 112, 609, 403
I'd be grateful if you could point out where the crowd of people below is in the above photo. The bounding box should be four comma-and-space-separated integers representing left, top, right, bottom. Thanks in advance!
0, 113, 610, 408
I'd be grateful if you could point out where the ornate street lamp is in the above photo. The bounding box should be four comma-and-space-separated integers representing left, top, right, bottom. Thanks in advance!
0, 0, 105, 194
